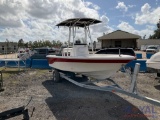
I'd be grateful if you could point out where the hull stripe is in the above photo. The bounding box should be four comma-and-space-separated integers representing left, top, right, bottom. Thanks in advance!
48, 58, 132, 64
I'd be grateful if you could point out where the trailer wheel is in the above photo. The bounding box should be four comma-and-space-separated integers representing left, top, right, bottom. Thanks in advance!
70, 73, 75, 79
82, 75, 88, 81
53, 70, 61, 82
82, 75, 87, 78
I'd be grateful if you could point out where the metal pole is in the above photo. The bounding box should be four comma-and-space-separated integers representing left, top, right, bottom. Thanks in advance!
119, 48, 121, 56
87, 26, 93, 53
84, 26, 87, 43
72, 26, 75, 56
6, 46, 7, 59
130, 63, 140, 94
5, 61, 7, 69
67, 27, 71, 56
68, 27, 71, 46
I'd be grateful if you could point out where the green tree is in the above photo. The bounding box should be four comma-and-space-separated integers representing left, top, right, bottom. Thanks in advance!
143, 35, 146, 39
24, 42, 28, 48
33, 41, 38, 48
149, 29, 160, 39
149, 21, 160, 39
52, 40, 56, 46
28, 41, 32, 48
43, 40, 52, 47
18, 39, 24, 47
56, 40, 63, 48
39, 40, 43, 47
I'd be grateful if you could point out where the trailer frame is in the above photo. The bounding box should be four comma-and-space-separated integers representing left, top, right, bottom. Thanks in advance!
52, 63, 160, 106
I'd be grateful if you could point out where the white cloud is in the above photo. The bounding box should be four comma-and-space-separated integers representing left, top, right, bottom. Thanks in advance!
92, 15, 112, 33
141, 3, 151, 14
116, 2, 128, 12
26, 0, 100, 20
115, 2, 136, 13
128, 5, 136, 8
117, 21, 154, 38
117, 21, 135, 32
27, 0, 59, 19
135, 3, 160, 25
84, 1, 100, 10
0, 17, 24, 28
0, 0, 27, 28
0, 0, 110, 42
91, 15, 113, 40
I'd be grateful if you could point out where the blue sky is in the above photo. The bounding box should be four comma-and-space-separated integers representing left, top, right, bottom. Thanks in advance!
0, 0, 160, 42
88, 0, 160, 31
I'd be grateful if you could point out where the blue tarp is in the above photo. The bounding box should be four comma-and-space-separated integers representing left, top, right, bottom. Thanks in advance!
31, 59, 50, 69
0, 58, 50, 69
146, 53, 153, 59
0, 59, 31, 68
0, 61, 5, 67
122, 60, 147, 72
136, 53, 142, 59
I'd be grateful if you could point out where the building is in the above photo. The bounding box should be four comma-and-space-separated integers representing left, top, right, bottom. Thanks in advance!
137, 39, 160, 50
0, 42, 18, 54
97, 30, 141, 49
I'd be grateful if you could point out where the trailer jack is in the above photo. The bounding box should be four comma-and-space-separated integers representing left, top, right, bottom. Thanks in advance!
0, 106, 29, 120
0, 97, 33, 120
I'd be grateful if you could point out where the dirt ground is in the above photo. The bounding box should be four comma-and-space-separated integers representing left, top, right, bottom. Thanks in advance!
0, 67, 160, 120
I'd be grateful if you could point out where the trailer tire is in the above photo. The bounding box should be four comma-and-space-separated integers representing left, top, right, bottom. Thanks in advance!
53, 70, 61, 82
70, 73, 75, 79
82, 75, 88, 81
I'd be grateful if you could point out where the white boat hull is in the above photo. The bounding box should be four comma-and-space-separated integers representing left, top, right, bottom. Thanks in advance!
146, 62, 160, 70
49, 62, 124, 79
146, 52, 160, 71
47, 54, 134, 80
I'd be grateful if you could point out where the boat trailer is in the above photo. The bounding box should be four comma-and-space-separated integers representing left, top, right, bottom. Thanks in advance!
52, 63, 160, 106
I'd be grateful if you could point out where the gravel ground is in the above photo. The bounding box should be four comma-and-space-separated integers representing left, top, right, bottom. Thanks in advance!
0, 68, 160, 120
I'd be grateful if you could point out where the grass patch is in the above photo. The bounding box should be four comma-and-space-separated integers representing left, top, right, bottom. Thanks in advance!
0, 67, 25, 79
0, 67, 49, 80
31, 69, 49, 75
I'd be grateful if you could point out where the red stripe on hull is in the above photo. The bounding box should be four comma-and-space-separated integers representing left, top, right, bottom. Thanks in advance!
47, 57, 132, 64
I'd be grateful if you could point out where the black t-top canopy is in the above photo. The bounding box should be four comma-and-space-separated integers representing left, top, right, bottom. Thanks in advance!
56, 18, 101, 27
